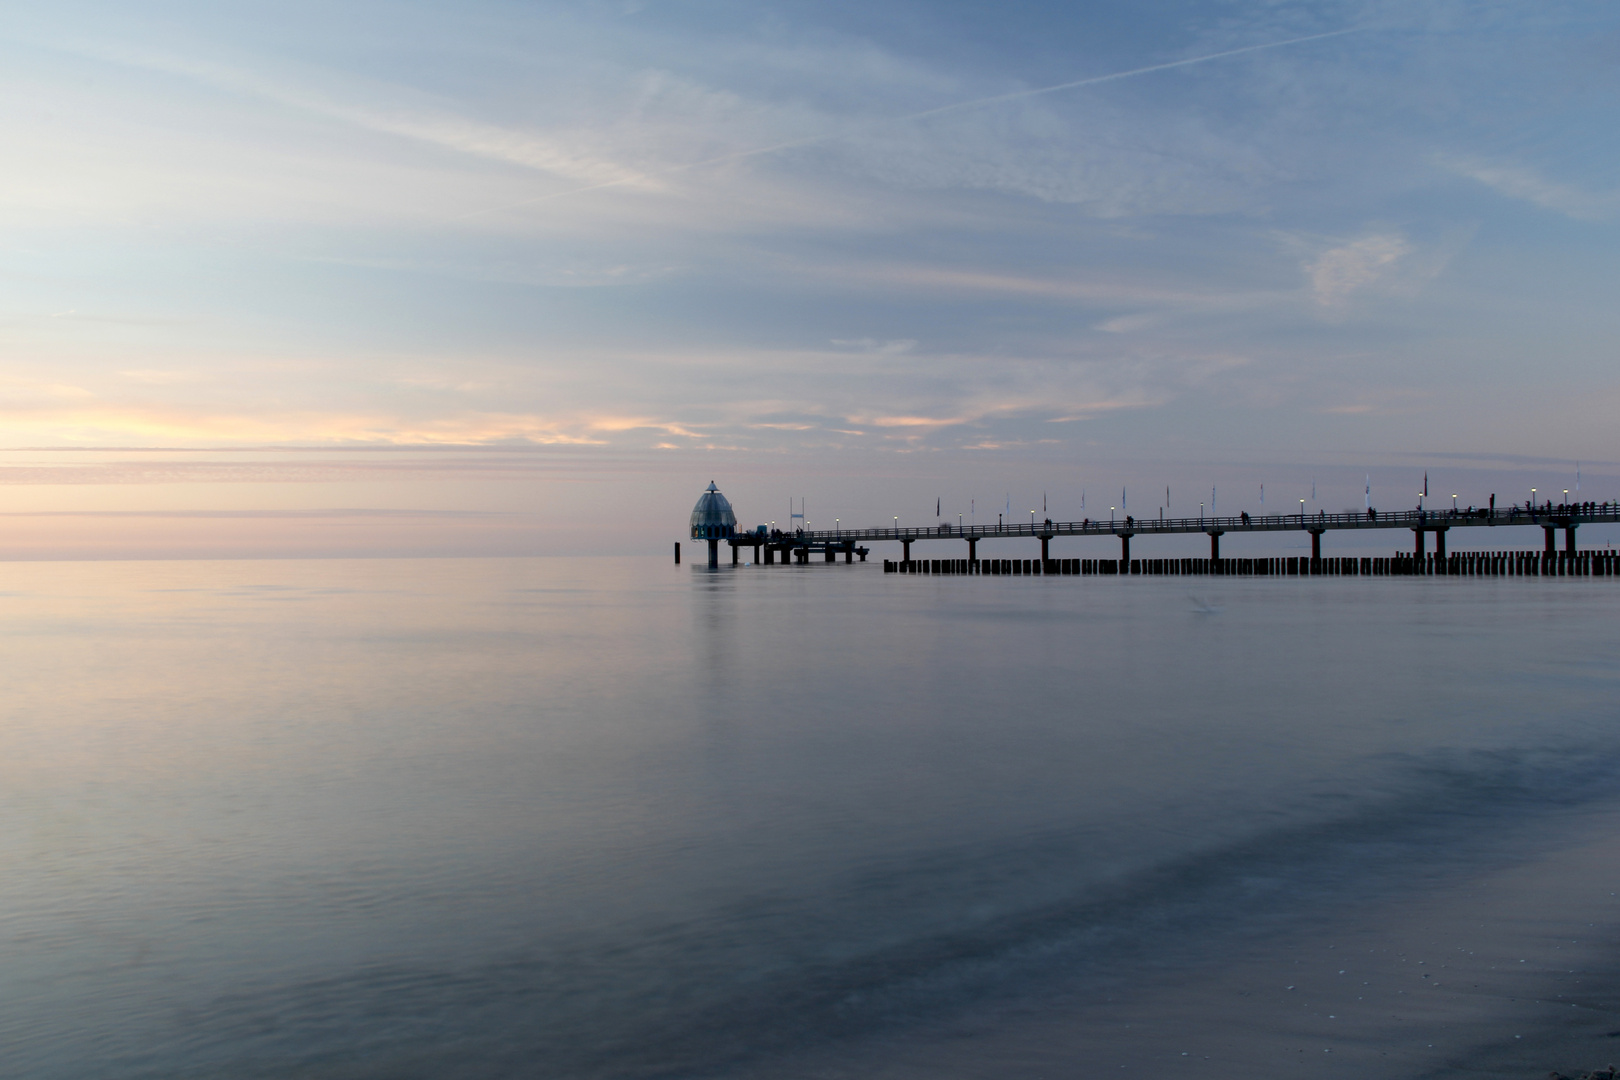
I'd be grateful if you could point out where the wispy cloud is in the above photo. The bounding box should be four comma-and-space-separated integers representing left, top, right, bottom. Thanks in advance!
1306, 234, 1411, 306
77, 43, 654, 189
1441, 156, 1620, 222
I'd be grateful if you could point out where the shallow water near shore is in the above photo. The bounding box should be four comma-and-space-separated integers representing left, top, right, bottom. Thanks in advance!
3, 555, 1619, 1078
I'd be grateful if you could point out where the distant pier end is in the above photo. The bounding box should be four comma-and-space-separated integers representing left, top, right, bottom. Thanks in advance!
681, 481, 870, 567
689, 482, 737, 568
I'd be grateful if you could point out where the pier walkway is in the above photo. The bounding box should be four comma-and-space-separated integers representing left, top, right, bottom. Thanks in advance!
736, 503, 1619, 566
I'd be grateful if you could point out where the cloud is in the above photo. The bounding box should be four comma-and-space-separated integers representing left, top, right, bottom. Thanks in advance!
1305, 234, 1411, 306
829, 338, 916, 355
1441, 156, 1620, 222
81, 44, 655, 190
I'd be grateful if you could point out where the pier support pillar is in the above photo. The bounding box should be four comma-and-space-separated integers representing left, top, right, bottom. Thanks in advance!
707, 538, 719, 568
967, 537, 977, 564
1309, 530, 1323, 561
1414, 529, 1425, 558
674, 542, 680, 564
764, 546, 774, 565
1435, 529, 1447, 561
902, 539, 912, 563
1119, 533, 1132, 563
1544, 526, 1557, 555
1040, 536, 1050, 562
825, 548, 835, 563
1566, 525, 1578, 554
845, 547, 852, 563
732, 544, 739, 565
1208, 531, 1223, 560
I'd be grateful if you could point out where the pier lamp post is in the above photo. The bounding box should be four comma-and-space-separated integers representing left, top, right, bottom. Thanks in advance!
1300, 498, 1305, 524
1199, 502, 1204, 523
1030, 510, 1035, 531
1564, 489, 1569, 508
1111, 506, 1116, 525
1531, 488, 1536, 511
1452, 493, 1458, 512
894, 516, 898, 537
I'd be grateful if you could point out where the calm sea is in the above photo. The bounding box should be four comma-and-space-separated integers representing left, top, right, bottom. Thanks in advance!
4, 556, 1620, 1078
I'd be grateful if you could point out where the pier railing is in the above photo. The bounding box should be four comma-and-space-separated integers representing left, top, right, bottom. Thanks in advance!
792, 504, 1618, 544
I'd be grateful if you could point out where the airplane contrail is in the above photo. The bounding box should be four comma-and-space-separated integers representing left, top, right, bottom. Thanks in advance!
456, 26, 1363, 220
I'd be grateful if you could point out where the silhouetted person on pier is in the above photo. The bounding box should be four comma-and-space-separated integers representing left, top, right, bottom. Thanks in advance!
1240, 511, 1250, 524
1368, 507, 1377, 521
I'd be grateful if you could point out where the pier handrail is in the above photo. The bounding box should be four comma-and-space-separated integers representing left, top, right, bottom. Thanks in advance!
789, 503, 1618, 545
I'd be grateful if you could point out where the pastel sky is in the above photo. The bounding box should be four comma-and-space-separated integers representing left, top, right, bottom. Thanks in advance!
3, 0, 1618, 555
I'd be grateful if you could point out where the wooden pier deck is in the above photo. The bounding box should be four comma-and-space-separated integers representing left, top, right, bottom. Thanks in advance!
706, 503, 1620, 571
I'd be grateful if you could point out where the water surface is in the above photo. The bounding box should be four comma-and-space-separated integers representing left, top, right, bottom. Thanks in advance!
3, 557, 1619, 1078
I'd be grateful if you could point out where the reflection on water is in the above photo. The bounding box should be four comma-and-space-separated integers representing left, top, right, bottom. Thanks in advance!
1, 557, 1618, 1078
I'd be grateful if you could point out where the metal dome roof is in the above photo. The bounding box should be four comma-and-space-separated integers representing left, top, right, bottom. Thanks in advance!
690, 481, 737, 537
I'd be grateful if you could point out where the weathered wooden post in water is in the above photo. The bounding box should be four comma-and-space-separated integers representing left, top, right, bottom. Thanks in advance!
689, 481, 737, 569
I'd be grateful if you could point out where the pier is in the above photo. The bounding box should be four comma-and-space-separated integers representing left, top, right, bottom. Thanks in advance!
684, 482, 1618, 574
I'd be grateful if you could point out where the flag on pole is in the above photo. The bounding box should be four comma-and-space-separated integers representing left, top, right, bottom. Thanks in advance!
1166, 485, 1170, 509
1312, 478, 1316, 501
1043, 492, 1047, 514
1260, 483, 1264, 505
1211, 485, 1216, 513
1576, 463, 1581, 492
1423, 472, 1429, 498
1122, 487, 1126, 512
1365, 475, 1370, 509
936, 497, 940, 517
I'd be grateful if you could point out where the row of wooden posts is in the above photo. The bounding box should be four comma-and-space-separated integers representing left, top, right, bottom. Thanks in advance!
883, 550, 1620, 578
